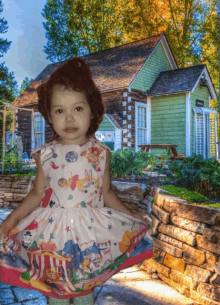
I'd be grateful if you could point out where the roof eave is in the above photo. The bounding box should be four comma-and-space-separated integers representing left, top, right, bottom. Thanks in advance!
148, 90, 189, 98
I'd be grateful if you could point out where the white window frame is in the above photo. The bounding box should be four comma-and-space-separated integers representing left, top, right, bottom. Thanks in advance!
135, 101, 148, 152
31, 111, 45, 150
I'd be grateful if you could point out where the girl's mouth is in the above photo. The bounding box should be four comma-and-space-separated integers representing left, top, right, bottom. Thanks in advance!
64, 128, 78, 133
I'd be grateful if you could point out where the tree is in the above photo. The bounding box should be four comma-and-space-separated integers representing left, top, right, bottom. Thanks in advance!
41, 0, 86, 62
0, 0, 11, 58
198, 0, 220, 138
41, 0, 127, 62
41, 0, 214, 69
0, 0, 19, 103
19, 77, 34, 95
0, 0, 19, 140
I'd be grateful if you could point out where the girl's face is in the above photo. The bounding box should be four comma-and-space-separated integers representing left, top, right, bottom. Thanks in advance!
49, 85, 93, 144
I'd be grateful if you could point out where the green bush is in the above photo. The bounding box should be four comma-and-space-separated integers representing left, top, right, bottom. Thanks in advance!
167, 152, 220, 197
110, 147, 168, 178
0, 141, 36, 176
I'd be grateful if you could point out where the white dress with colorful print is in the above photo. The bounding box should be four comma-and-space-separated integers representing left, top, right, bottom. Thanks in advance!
0, 136, 153, 299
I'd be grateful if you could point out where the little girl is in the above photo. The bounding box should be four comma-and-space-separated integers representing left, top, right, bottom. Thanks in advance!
0, 57, 153, 305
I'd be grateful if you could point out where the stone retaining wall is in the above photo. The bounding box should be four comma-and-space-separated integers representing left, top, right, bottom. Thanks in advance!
0, 175, 35, 209
141, 186, 220, 305
0, 176, 150, 212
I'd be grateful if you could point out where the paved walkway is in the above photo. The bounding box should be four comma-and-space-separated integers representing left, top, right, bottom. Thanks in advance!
0, 265, 197, 305
0, 209, 197, 305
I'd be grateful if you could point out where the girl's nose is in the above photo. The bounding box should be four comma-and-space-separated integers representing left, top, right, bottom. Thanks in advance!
65, 113, 75, 119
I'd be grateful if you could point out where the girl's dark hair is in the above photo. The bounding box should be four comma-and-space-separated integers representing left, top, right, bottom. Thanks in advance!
37, 57, 105, 140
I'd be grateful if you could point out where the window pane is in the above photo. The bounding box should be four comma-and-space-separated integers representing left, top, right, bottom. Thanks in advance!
34, 113, 44, 147
137, 105, 147, 149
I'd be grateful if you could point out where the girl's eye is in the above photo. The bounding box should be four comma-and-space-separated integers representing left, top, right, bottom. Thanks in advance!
55, 107, 83, 114
55, 109, 62, 114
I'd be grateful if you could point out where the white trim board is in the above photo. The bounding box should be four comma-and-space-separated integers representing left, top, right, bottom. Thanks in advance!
160, 35, 178, 70
193, 107, 217, 114
146, 96, 151, 152
31, 111, 45, 150
185, 92, 191, 156
135, 101, 148, 152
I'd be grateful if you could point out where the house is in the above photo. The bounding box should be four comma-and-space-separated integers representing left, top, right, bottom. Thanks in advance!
11, 32, 219, 160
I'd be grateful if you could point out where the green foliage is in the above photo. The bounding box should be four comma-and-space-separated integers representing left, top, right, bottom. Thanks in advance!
110, 148, 220, 200
167, 152, 220, 197
110, 148, 170, 178
0, 1, 19, 102
0, 141, 36, 176
0, 0, 22, 138
19, 77, 34, 95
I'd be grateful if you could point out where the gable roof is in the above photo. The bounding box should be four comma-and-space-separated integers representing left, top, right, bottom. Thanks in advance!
12, 33, 165, 107
147, 64, 217, 99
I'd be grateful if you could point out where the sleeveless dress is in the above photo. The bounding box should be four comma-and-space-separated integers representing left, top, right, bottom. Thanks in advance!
0, 136, 153, 299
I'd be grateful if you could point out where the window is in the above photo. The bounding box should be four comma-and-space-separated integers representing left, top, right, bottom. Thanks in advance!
135, 102, 147, 151
32, 112, 45, 149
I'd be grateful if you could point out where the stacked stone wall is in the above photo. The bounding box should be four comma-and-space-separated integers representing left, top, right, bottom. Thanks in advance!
141, 186, 220, 305
0, 175, 35, 209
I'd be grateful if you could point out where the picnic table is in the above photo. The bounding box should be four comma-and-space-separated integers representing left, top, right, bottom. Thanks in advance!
138, 144, 187, 162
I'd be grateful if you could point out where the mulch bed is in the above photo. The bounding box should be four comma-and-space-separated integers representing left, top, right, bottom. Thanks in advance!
112, 172, 172, 187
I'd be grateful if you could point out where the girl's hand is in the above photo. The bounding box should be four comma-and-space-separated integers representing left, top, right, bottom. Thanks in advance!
131, 211, 152, 226
0, 218, 17, 237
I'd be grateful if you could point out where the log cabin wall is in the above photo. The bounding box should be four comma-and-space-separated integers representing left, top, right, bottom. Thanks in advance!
17, 104, 54, 158
128, 88, 147, 150
101, 88, 147, 151
17, 106, 33, 157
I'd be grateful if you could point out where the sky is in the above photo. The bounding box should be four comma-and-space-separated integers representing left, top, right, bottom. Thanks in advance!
1, 0, 51, 89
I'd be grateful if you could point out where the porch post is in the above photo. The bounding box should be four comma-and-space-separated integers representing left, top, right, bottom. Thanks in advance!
215, 114, 218, 159
2, 106, 6, 174
203, 111, 206, 159
194, 111, 197, 154
185, 92, 191, 157
146, 96, 151, 153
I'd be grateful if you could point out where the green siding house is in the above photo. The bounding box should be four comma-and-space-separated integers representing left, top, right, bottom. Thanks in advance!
12, 32, 218, 160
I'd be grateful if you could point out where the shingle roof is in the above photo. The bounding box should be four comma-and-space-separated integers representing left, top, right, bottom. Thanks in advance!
147, 64, 206, 96
12, 33, 164, 107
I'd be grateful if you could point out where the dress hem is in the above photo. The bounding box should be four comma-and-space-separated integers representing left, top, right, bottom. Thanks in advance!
0, 248, 153, 299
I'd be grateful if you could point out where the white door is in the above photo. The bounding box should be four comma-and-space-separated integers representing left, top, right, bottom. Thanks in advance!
195, 112, 210, 159
193, 107, 218, 160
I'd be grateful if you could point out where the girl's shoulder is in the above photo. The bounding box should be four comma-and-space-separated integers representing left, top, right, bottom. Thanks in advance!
92, 137, 111, 153
30, 140, 54, 159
